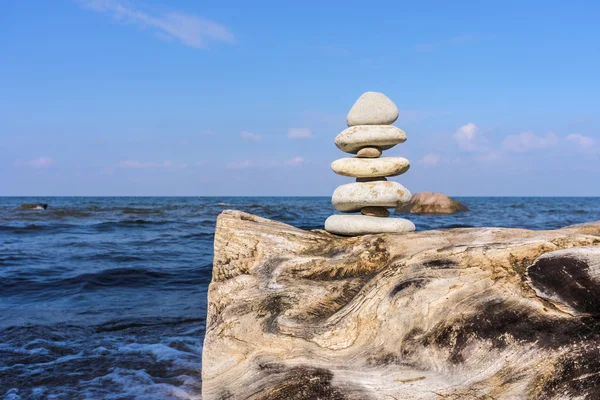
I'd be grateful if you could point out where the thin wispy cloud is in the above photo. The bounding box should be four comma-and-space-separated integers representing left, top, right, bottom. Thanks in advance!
226, 160, 255, 169
288, 128, 312, 139
419, 153, 440, 166
567, 134, 597, 153
77, 0, 235, 49
117, 160, 173, 168
502, 132, 558, 153
284, 156, 304, 166
450, 123, 577, 163
240, 130, 261, 141
226, 157, 305, 169
13, 157, 54, 168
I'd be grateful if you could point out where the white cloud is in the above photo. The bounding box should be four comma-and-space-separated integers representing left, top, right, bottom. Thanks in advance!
567, 134, 596, 151
117, 160, 173, 168
502, 131, 558, 153
284, 156, 304, 166
288, 128, 312, 139
77, 0, 235, 49
226, 160, 254, 169
453, 122, 479, 151
419, 153, 440, 166
240, 130, 261, 141
226, 157, 305, 169
13, 157, 54, 168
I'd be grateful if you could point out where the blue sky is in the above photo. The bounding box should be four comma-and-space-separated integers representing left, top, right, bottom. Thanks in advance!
1, 0, 599, 196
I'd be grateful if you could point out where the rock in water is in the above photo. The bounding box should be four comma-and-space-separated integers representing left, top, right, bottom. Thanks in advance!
18, 203, 48, 210
357, 147, 382, 158
332, 181, 412, 212
346, 92, 399, 126
202, 210, 600, 399
335, 125, 407, 154
396, 191, 468, 214
331, 157, 410, 178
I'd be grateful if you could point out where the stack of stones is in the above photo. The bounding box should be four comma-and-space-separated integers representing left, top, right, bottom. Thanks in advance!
325, 92, 415, 236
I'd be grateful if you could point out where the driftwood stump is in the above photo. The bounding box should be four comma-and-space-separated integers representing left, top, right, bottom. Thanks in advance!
202, 210, 600, 399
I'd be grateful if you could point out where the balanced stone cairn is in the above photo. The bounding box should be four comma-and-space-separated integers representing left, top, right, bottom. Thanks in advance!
325, 92, 415, 236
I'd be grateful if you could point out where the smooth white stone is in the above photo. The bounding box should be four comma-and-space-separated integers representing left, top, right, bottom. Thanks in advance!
332, 181, 412, 212
357, 147, 382, 158
325, 215, 415, 236
335, 125, 407, 154
331, 157, 410, 178
346, 92, 399, 126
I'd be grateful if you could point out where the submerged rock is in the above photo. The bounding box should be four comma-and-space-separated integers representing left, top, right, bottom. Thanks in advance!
18, 203, 48, 210
202, 210, 600, 399
396, 191, 468, 214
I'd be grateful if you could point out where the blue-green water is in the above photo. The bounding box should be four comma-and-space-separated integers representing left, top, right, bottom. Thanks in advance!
1, 196, 600, 399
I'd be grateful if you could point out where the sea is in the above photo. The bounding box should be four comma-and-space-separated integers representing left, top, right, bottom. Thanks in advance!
2, 196, 600, 399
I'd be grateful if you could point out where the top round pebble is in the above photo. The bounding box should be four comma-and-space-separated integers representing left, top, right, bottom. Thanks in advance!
346, 92, 399, 126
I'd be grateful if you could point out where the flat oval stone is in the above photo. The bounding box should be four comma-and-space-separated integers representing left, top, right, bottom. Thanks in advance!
357, 147, 382, 158
325, 215, 415, 236
332, 181, 412, 212
331, 157, 410, 178
361, 207, 390, 217
346, 92, 399, 126
335, 125, 407, 154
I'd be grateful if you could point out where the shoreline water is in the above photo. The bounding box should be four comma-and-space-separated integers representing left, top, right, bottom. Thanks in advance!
2, 196, 600, 398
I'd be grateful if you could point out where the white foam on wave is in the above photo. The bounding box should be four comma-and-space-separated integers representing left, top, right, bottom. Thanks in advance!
117, 341, 202, 372
118, 342, 188, 362
81, 368, 201, 400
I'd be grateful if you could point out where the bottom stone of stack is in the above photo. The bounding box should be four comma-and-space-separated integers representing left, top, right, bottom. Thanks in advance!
325, 214, 415, 236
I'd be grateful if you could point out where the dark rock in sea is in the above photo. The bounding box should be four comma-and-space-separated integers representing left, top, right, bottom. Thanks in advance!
18, 203, 48, 210
396, 191, 468, 214
202, 210, 600, 399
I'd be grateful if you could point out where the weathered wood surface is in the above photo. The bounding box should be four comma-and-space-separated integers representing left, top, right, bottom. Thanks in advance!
202, 210, 600, 399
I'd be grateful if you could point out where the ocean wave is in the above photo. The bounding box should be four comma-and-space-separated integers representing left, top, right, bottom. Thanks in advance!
180, 232, 214, 239
69, 252, 147, 263
0, 223, 75, 233
47, 210, 94, 218
0, 318, 203, 400
95, 317, 205, 333
121, 207, 164, 215
0, 267, 212, 296
93, 219, 171, 230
